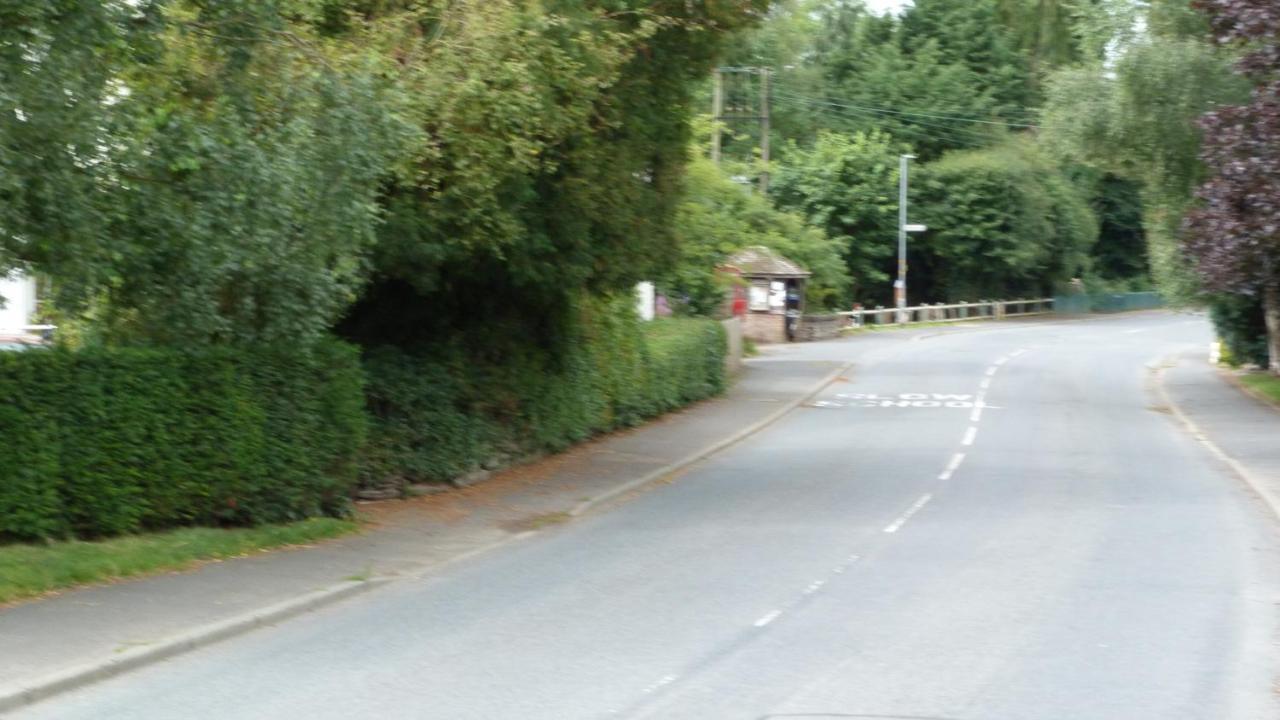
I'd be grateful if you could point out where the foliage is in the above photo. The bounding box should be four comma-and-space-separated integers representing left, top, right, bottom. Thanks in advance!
1038, 4, 1247, 301
784, 0, 1034, 160
1087, 174, 1150, 281
0, 340, 366, 542
662, 155, 850, 315
0, 518, 355, 604
772, 130, 905, 304
1209, 293, 1269, 367
3, 2, 410, 346
359, 296, 726, 494
914, 140, 1098, 301
1184, 0, 1280, 371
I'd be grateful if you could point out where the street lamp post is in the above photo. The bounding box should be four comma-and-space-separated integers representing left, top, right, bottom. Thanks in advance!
895, 154, 915, 324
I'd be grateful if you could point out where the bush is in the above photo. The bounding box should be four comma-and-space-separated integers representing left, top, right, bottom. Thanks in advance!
0, 340, 365, 542
1210, 294, 1269, 367
360, 296, 726, 493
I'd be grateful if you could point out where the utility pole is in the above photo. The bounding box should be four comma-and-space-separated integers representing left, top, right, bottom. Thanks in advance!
896, 154, 915, 324
710, 69, 723, 165
710, 66, 770, 194
759, 67, 770, 195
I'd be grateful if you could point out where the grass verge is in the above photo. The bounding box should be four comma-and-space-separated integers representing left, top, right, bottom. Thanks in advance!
0, 518, 357, 605
1238, 372, 1280, 406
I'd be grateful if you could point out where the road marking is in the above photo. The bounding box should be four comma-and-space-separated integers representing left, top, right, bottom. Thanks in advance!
884, 493, 934, 533
985, 366, 999, 377
754, 610, 783, 627
994, 356, 1009, 365
642, 675, 678, 694
979, 377, 992, 390
1010, 348, 1028, 357
970, 393, 987, 422
961, 426, 978, 446
938, 452, 966, 480
803, 580, 826, 595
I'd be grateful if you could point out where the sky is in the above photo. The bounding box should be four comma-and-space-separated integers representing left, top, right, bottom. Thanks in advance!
864, 0, 911, 13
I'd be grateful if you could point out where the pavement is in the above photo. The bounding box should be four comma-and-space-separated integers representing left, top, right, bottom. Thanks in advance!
4, 311, 1280, 719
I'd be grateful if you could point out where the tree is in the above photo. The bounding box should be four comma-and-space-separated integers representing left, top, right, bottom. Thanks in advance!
1183, 0, 1280, 372
914, 139, 1097, 301
662, 156, 850, 315
1038, 9, 1246, 301
771, 130, 906, 304
3, 1, 409, 346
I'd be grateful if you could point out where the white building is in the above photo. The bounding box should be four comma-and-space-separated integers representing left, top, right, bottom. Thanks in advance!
0, 272, 38, 334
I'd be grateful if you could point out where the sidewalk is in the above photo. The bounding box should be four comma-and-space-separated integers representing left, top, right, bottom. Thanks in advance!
1161, 348, 1280, 518
0, 357, 846, 710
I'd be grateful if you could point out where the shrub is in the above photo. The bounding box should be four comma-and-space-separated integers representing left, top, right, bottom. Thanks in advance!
0, 340, 365, 542
1210, 294, 1269, 367
360, 296, 726, 493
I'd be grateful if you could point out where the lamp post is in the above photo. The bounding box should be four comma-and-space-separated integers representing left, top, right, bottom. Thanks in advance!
895, 154, 926, 324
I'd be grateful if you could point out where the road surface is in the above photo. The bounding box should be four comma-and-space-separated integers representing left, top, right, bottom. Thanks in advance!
15, 312, 1280, 719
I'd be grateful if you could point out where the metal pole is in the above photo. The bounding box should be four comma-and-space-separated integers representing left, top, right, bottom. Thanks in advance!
895, 154, 912, 323
711, 69, 723, 164
759, 67, 770, 195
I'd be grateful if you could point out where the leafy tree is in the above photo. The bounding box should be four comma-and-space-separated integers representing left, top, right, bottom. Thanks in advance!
771, 130, 906, 304
1039, 8, 1246, 301
3, 1, 409, 346
914, 139, 1097, 301
337, 0, 768, 350
662, 156, 850, 315
0, 1, 160, 289
1183, 0, 1280, 372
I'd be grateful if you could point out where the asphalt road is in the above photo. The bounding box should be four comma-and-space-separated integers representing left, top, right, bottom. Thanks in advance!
15, 312, 1280, 720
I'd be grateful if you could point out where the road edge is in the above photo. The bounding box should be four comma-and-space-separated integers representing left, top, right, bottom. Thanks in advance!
1153, 352, 1280, 523
0, 578, 390, 714
569, 361, 852, 517
0, 361, 852, 714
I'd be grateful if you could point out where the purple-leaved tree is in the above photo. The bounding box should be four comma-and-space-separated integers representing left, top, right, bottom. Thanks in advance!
1185, 0, 1280, 373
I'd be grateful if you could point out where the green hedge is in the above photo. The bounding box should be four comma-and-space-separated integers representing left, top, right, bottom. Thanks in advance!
1210, 294, 1269, 367
0, 341, 365, 542
360, 297, 726, 492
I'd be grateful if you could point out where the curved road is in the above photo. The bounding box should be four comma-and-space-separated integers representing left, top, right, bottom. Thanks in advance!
16, 312, 1280, 719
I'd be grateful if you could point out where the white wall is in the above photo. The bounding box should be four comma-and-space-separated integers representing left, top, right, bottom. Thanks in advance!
635, 281, 655, 322
0, 272, 37, 332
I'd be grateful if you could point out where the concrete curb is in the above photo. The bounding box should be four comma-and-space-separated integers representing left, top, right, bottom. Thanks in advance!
1152, 353, 1280, 524
0, 578, 390, 714
0, 361, 852, 712
569, 361, 853, 518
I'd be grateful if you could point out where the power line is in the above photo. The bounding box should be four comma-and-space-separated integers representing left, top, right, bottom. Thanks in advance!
773, 91, 1052, 130
772, 95, 999, 148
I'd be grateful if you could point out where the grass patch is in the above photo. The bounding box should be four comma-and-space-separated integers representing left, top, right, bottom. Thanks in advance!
0, 518, 357, 605
1239, 373, 1280, 406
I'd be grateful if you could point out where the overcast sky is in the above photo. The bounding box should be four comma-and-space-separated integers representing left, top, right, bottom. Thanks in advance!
864, 0, 911, 13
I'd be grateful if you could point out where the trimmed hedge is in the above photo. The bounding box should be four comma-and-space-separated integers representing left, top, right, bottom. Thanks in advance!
1210, 294, 1269, 367
0, 341, 365, 542
360, 297, 727, 493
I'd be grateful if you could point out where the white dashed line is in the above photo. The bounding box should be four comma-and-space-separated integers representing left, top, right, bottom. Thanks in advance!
642, 675, 678, 694
985, 366, 999, 377
994, 357, 1009, 365
969, 395, 986, 422
979, 377, 992, 390
803, 579, 826, 595
1010, 348, 1028, 357
961, 426, 978, 446
754, 610, 783, 627
938, 452, 966, 480
884, 493, 934, 533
